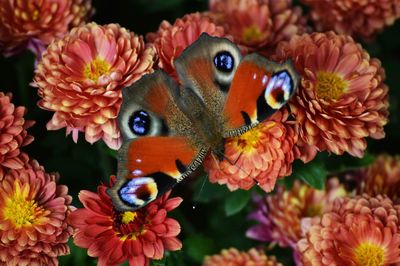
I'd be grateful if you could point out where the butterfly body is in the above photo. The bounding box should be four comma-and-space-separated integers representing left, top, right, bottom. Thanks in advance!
107, 33, 300, 211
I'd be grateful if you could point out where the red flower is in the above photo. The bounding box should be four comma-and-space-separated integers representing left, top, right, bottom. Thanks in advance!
298, 195, 400, 266
352, 154, 400, 203
33, 23, 156, 149
0, 92, 34, 176
0, 0, 94, 56
205, 109, 314, 192
302, 0, 400, 40
0, 159, 73, 266
209, 0, 307, 54
68, 176, 183, 266
273, 31, 389, 157
203, 248, 283, 266
247, 179, 347, 248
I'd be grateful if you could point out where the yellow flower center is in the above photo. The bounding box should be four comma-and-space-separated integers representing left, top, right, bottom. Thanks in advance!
315, 71, 347, 101
242, 25, 263, 44
305, 204, 323, 217
354, 242, 385, 266
121, 211, 138, 224
83, 57, 110, 81
234, 128, 261, 153
3, 183, 44, 228
233, 122, 274, 153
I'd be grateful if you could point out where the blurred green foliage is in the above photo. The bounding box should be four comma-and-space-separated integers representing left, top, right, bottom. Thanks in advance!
0, 0, 399, 265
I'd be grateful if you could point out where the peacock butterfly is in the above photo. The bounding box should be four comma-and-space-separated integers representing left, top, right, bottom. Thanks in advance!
107, 33, 300, 211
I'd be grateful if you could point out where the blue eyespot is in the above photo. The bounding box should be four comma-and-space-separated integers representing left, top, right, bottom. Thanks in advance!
214, 51, 234, 72
129, 110, 151, 136
119, 177, 158, 206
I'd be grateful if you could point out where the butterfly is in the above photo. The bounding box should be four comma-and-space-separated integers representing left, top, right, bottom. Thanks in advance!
107, 33, 300, 211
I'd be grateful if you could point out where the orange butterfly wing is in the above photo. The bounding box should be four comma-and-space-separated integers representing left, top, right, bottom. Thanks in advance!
223, 54, 300, 137
108, 137, 207, 212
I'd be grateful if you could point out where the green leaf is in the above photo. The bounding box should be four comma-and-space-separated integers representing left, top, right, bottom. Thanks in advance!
184, 235, 216, 263
193, 175, 229, 203
59, 240, 89, 266
293, 161, 327, 190
151, 257, 167, 266
224, 189, 251, 216
164, 251, 186, 266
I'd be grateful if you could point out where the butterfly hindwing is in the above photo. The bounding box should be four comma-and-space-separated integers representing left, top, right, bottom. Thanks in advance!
118, 70, 179, 141
108, 137, 207, 212
222, 54, 300, 137
175, 33, 242, 119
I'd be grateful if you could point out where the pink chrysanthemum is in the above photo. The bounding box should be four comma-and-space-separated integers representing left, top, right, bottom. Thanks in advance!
33, 23, 156, 149
204, 109, 308, 192
209, 0, 307, 53
353, 154, 400, 203
0, 92, 34, 175
0, 0, 94, 56
203, 248, 283, 266
298, 195, 400, 266
0, 159, 73, 266
246, 179, 347, 249
273, 31, 389, 158
147, 12, 226, 80
68, 176, 183, 266
302, 0, 400, 40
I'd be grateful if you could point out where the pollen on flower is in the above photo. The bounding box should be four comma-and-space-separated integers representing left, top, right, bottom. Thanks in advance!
121, 211, 138, 224
3, 183, 44, 228
304, 203, 323, 217
83, 57, 111, 81
242, 25, 263, 44
233, 122, 275, 153
316, 71, 348, 101
354, 242, 385, 266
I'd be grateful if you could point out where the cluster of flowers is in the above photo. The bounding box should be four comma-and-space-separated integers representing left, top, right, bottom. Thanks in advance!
248, 154, 400, 265
0, 0, 399, 265
0, 92, 73, 265
0, 94, 183, 266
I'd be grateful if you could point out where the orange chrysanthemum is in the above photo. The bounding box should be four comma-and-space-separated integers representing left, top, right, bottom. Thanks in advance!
0, 92, 34, 176
246, 179, 347, 249
0, 159, 73, 266
0, 0, 94, 56
209, 0, 306, 53
33, 23, 156, 149
354, 154, 400, 202
205, 109, 310, 192
298, 195, 400, 266
274, 31, 389, 158
203, 248, 282, 266
302, 0, 400, 40
147, 12, 226, 80
68, 176, 183, 266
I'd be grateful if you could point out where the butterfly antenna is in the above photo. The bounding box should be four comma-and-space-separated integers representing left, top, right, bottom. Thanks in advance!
211, 153, 222, 172
192, 173, 208, 210
213, 150, 252, 178
213, 150, 260, 185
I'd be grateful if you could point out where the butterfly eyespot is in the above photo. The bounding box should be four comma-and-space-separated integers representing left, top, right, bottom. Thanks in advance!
119, 177, 158, 207
214, 51, 234, 73
264, 70, 294, 109
129, 110, 151, 136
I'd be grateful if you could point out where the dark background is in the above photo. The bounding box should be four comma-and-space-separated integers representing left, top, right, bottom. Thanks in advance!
1, 0, 399, 265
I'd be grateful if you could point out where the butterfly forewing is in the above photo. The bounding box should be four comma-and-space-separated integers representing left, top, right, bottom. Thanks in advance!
175, 33, 242, 117
222, 54, 300, 137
